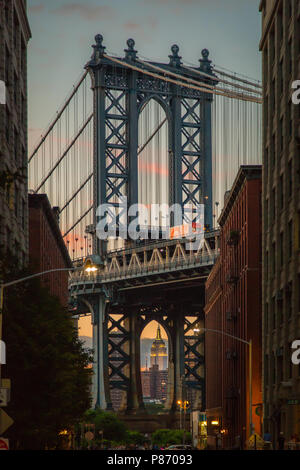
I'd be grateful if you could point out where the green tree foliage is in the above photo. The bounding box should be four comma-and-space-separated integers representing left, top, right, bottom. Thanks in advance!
125, 430, 146, 446
144, 402, 165, 414
151, 429, 192, 447
2, 265, 92, 449
84, 408, 127, 442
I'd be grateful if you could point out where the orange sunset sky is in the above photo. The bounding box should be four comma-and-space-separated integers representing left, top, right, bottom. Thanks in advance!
78, 316, 168, 339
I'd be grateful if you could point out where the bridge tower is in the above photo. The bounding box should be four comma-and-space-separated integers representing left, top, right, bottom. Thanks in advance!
70, 36, 218, 419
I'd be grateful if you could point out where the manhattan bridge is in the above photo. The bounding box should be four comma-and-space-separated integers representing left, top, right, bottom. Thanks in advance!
28, 35, 262, 428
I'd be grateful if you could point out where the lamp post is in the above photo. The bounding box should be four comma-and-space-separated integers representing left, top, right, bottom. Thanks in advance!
194, 327, 253, 439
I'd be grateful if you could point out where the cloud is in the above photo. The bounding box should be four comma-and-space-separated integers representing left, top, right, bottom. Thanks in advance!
124, 22, 142, 32
52, 3, 115, 21
123, 16, 158, 35
28, 4, 45, 13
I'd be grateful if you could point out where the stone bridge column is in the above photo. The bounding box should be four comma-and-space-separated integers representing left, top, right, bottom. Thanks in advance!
165, 308, 185, 411
91, 295, 112, 409
123, 309, 144, 413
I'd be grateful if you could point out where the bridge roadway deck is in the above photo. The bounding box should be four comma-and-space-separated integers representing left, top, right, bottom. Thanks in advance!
69, 235, 218, 294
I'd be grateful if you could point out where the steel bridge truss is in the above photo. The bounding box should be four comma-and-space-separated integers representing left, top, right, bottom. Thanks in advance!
87, 35, 217, 255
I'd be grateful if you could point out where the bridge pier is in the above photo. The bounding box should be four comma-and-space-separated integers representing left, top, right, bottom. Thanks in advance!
91, 295, 112, 410
126, 310, 144, 413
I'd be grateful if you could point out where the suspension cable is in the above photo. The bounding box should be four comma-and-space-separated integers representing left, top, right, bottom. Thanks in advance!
103, 54, 262, 104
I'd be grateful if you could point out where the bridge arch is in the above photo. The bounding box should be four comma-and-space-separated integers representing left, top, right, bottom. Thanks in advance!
138, 97, 170, 230
138, 318, 174, 412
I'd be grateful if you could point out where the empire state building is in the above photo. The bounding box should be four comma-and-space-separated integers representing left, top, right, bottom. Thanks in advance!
150, 325, 168, 370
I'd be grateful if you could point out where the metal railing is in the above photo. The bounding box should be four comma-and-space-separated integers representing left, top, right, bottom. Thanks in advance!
70, 251, 218, 285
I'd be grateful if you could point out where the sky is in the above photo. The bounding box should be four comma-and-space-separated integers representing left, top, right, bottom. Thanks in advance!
27, 0, 262, 338
27, 0, 262, 153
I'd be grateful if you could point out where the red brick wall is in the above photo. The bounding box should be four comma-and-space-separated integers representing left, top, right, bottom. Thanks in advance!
29, 198, 70, 307
205, 170, 262, 449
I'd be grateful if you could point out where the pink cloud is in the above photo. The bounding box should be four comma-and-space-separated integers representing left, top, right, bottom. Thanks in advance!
139, 161, 169, 176
52, 3, 115, 21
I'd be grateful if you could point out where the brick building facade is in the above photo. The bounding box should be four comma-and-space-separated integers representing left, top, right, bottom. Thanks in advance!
205, 166, 262, 449
259, 0, 300, 445
28, 194, 72, 307
0, 0, 31, 267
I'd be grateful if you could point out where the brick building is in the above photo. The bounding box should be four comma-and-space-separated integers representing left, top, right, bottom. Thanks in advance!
204, 165, 262, 449
259, 0, 300, 444
0, 0, 31, 267
28, 194, 72, 306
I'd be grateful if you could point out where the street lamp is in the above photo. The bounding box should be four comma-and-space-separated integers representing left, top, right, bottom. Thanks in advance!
194, 327, 253, 438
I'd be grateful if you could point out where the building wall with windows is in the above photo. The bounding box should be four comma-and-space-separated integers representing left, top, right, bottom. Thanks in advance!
205, 166, 262, 449
28, 194, 72, 307
0, 0, 31, 268
259, 0, 300, 445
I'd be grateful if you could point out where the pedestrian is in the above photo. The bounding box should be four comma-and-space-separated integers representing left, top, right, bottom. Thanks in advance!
277, 432, 285, 450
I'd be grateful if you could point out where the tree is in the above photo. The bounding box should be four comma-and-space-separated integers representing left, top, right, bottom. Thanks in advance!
151, 429, 192, 447
2, 265, 92, 449
84, 408, 127, 443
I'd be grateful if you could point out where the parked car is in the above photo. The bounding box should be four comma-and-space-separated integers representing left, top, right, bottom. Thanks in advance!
165, 444, 193, 450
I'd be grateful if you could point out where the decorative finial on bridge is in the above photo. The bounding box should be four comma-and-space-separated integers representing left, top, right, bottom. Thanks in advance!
199, 49, 213, 74
125, 38, 137, 60
169, 44, 182, 67
90, 34, 106, 63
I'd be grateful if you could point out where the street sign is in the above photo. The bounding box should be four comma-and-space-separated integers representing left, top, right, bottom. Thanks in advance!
0, 409, 14, 435
247, 433, 265, 449
0, 388, 9, 407
0, 438, 9, 450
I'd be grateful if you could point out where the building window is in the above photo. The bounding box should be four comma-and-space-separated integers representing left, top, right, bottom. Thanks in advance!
271, 354, 275, 385
264, 355, 269, 384
277, 355, 283, 383
279, 232, 283, 267
271, 296, 276, 330
279, 118, 283, 153
15, 186, 19, 218
14, 71, 18, 104
14, 127, 18, 165
5, 45, 10, 85
279, 174, 284, 209
272, 188, 275, 221
271, 242, 275, 276
288, 221, 293, 258
286, 283, 292, 319
271, 135, 275, 168
13, 8, 19, 50
277, 296, 283, 325
265, 303, 269, 331
288, 160, 292, 197
289, 343, 293, 379
5, 109, 10, 143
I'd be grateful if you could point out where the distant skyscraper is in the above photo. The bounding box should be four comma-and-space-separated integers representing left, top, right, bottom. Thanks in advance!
150, 325, 168, 370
